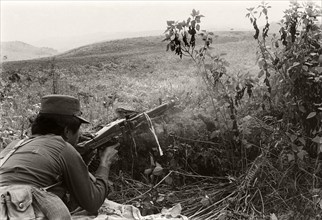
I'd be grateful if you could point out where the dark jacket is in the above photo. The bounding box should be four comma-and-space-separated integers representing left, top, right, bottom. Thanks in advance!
0, 134, 109, 213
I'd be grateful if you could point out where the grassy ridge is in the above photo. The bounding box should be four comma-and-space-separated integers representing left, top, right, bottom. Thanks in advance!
1, 30, 257, 141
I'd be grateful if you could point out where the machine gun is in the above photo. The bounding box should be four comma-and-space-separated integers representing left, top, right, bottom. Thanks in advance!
75, 101, 175, 170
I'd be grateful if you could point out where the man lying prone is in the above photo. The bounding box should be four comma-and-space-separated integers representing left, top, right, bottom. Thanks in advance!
0, 94, 118, 219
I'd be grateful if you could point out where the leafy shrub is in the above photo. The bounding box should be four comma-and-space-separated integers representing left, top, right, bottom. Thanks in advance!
247, 1, 322, 156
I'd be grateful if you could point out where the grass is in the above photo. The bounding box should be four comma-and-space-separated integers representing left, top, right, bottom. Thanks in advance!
2, 30, 300, 218
1, 8, 321, 217
0, 29, 260, 158
2, 31, 259, 142
0, 28, 268, 155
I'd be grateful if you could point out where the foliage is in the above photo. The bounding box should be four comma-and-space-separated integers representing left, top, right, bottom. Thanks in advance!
246, 1, 322, 156
1, 3, 321, 218
163, 9, 268, 176
163, 9, 214, 59
159, 3, 322, 219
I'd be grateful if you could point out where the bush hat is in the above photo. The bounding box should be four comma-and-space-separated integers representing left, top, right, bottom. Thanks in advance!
40, 94, 89, 124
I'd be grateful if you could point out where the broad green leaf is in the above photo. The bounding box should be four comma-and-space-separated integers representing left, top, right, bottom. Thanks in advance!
187, 17, 191, 25
270, 213, 278, 220
200, 196, 210, 207
196, 24, 200, 31
167, 20, 175, 26
258, 70, 264, 78
298, 137, 306, 145
308, 72, 316, 76
307, 112, 316, 119
191, 20, 196, 28
287, 153, 295, 162
218, 212, 227, 220
165, 176, 173, 185
144, 168, 153, 175
192, 9, 197, 16
210, 130, 220, 139
153, 163, 163, 176
168, 203, 182, 217
299, 105, 306, 113
312, 136, 322, 144
162, 34, 171, 42
163, 26, 171, 33
316, 67, 322, 74
156, 195, 165, 202
176, 23, 183, 30
302, 65, 309, 71
289, 134, 297, 142
297, 150, 308, 160
318, 55, 322, 63
0, 79, 5, 86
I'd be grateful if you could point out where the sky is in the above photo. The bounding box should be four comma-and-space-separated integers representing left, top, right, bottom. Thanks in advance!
1, 0, 321, 51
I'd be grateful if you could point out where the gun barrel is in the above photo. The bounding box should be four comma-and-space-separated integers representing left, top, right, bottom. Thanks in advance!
77, 100, 175, 153
132, 100, 175, 121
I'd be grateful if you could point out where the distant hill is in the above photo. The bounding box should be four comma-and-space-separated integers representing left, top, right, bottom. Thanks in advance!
58, 31, 253, 59
29, 30, 165, 52
2, 31, 254, 70
0, 41, 58, 62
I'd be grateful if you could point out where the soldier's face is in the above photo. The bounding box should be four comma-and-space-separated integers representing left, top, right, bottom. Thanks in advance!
64, 127, 80, 147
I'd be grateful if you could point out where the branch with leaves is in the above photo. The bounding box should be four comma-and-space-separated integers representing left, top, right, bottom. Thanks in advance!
163, 9, 213, 61
246, 0, 322, 155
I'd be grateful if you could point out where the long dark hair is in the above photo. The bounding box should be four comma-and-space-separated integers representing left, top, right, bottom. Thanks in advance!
31, 113, 81, 136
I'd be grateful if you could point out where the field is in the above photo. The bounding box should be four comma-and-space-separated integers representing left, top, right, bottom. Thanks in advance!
1, 31, 257, 136
1, 25, 321, 219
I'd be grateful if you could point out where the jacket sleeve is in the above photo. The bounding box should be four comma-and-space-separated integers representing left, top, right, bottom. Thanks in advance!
59, 144, 109, 213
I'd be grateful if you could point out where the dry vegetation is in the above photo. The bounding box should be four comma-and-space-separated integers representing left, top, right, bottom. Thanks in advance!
1, 2, 322, 219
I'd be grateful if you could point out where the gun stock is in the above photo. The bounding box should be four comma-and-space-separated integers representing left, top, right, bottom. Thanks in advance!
76, 100, 175, 155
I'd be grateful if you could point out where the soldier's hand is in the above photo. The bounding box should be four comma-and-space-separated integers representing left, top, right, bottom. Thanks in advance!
99, 143, 119, 167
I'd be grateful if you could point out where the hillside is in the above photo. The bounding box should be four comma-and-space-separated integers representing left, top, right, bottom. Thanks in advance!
1, 5, 321, 218
59, 31, 253, 58
29, 30, 165, 52
2, 31, 254, 70
1, 30, 259, 124
0, 41, 58, 62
